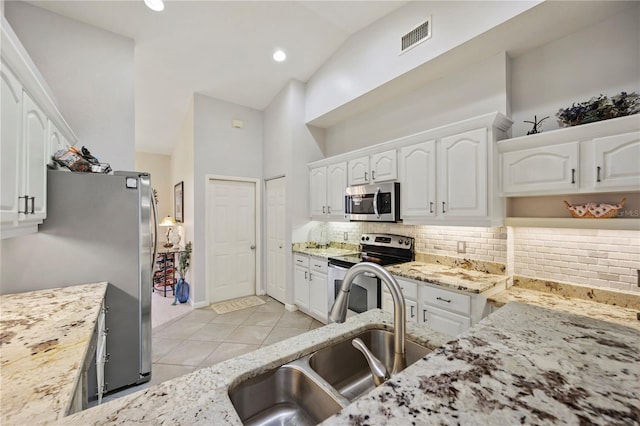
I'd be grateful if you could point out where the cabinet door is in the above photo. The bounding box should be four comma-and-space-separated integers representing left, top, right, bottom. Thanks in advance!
309, 271, 328, 323
293, 265, 310, 311
21, 92, 47, 222
382, 291, 418, 323
439, 128, 487, 217
326, 162, 347, 219
0, 61, 22, 225
348, 156, 370, 186
371, 149, 397, 183
592, 132, 640, 191
501, 142, 579, 195
399, 141, 436, 218
309, 166, 327, 218
419, 304, 470, 336
47, 119, 68, 167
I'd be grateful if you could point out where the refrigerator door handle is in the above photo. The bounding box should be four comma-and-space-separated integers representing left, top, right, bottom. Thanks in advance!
151, 188, 159, 270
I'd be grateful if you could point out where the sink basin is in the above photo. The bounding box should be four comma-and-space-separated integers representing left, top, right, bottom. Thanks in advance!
228, 365, 343, 426
308, 329, 430, 401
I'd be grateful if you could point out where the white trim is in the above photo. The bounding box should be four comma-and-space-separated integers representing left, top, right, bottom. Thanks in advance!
285, 303, 298, 312
204, 174, 262, 306
192, 300, 209, 309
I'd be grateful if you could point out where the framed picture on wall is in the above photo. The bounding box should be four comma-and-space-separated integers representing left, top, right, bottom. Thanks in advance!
174, 181, 184, 223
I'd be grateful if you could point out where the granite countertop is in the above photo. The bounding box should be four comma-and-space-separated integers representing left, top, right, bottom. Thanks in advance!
292, 241, 359, 258
327, 302, 640, 425
490, 280, 640, 331
0, 282, 108, 425
386, 261, 509, 294
61, 303, 639, 425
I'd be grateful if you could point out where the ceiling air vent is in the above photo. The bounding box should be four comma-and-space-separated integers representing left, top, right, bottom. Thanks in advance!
401, 17, 431, 53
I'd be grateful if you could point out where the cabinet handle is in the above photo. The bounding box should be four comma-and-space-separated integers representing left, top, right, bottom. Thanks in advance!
309, 273, 312, 280
429, 202, 434, 214
364, 171, 368, 181
571, 168, 576, 184
596, 166, 601, 183
29, 197, 35, 214
296, 259, 303, 263
436, 296, 451, 303
423, 310, 427, 322
304, 271, 308, 280
371, 170, 375, 181
322, 206, 326, 214
410, 305, 415, 318
442, 201, 446, 213
327, 206, 331, 214
18, 196, 29, 214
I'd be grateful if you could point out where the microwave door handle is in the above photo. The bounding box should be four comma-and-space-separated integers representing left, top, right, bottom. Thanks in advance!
373, 187, 380, 218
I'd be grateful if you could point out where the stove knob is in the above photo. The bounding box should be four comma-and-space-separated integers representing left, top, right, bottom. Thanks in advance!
365, 236, 370, 241
405, 240, 411, 246
361, 236, 366, 241
398, 239, 403, 245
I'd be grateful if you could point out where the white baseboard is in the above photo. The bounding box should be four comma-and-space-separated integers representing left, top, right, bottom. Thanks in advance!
192, 300, 209, 309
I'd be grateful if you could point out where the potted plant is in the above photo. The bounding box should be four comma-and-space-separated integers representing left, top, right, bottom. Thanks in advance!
172, 241, 192, 305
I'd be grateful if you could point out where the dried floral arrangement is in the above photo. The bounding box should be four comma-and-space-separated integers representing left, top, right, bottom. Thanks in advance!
557, 91, 640, 127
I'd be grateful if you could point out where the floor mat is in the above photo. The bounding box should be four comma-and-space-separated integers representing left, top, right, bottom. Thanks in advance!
210, 295, 265, 314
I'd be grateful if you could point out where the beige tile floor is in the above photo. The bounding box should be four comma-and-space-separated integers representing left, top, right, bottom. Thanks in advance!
100, 295, 321, 403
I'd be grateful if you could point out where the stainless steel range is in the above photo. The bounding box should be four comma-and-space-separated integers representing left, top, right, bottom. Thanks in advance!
328, 233, 414, 317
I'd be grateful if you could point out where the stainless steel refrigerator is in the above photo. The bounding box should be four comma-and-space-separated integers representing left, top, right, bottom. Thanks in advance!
0, 169, 157, 395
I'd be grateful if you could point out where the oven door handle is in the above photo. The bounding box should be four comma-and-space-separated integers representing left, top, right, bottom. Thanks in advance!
373, 187, 380, 218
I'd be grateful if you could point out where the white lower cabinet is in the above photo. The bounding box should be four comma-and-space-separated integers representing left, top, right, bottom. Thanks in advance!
382, 277, 418, 323
293, 253, 329, 323
419, 305, 471, 336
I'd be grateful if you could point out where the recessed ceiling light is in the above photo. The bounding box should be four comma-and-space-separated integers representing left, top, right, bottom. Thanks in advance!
144, 0, 165, 12
273, 50, 286, 62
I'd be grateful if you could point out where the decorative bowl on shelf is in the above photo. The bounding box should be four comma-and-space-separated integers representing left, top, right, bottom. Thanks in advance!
556, 92, 639, 127
563, 198, 626, 219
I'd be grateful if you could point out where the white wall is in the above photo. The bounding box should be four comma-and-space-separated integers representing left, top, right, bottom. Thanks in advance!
510, 3, 640, 137
5, 2, 135, 171
170, 100, 195, 292
135, 152, 172, 220
323, 52, 509, 156
191, 94, 263, 305
305, 0, 536, 124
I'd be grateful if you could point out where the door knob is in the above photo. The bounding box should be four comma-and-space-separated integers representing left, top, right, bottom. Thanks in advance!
250, 245, 256, 250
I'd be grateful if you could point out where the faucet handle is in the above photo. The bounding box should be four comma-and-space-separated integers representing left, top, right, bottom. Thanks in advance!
352, 338, 390, 387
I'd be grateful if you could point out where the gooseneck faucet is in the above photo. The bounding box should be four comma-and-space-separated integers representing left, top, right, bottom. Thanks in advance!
329, 262, 407, 376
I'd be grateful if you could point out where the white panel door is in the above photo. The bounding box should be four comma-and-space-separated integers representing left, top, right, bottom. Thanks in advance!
208, 180, 256, 302
0, 61, 22, 225
371, 149, 397, 183
326, 162, 347, 219
501, 142, 579, 195
309, 166, 327, 217
439, 128, 487, 217
266, 177, 286, 303
399, 140, 436, 218
592, 132, 640, 191
21, 92, 47, 222
348, 156, 370, 186
309, 271, 328, 323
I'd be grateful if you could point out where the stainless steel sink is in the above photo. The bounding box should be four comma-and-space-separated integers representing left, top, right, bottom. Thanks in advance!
228, 365, 344, 426
228, 328, 431, 425
308, 329, 430, 401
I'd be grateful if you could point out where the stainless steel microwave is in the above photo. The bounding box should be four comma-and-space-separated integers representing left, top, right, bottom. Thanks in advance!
345, 182, 400, 222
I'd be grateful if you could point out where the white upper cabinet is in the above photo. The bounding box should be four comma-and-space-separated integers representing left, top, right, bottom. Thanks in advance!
0, 60, 22, 227
399, 140, 436, 218
348, 149, 397, 186
1, 19, 77, 239
309, 162, 347, 220
501, 141, 579, 195
498, 115, 640, 196
439, 128, 487, 217
590, 132, 640, 191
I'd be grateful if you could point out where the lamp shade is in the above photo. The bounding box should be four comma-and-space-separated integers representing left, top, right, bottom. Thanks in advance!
159, 216, 177, 227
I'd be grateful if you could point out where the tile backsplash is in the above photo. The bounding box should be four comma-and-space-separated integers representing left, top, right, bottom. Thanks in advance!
319, 221, 640, 294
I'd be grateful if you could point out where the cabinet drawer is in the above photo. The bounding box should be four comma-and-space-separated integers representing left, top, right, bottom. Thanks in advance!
293, 254, 309, 268
310, 256, 328, 273
420, 285, 470, 316
394, 277, 417, 300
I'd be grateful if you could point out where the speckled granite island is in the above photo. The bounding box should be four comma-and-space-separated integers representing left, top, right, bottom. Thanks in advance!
0, 282, 108, 425
60, 303, 639, 425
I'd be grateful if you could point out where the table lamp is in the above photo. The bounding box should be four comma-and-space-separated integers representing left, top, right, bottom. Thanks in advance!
159, 216, 177, 248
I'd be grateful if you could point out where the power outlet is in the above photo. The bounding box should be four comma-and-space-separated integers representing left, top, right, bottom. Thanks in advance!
344, 232, 348, 241
457, 241, 466, 253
